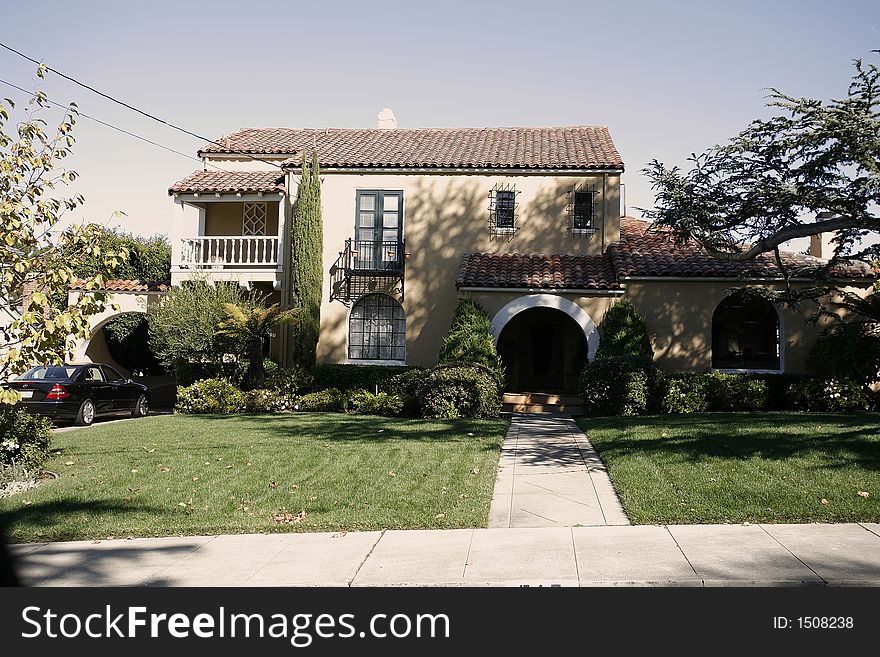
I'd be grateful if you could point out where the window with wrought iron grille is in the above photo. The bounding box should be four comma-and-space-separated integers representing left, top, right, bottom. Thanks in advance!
567, 186, 597, 235
488, 183, 519, 238
242, 202, 267, 235
348, 293, 406, 361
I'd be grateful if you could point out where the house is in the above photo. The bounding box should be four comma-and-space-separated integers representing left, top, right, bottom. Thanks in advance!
159, 110, 873, 393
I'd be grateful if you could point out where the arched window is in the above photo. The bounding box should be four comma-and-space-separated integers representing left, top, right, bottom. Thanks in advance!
711, 291, 781, 371
348, 294, 406, 361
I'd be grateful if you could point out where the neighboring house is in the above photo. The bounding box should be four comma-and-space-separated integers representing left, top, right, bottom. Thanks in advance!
161, 110, 873, 393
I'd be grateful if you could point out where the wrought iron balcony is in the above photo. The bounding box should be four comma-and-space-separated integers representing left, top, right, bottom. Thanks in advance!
330, 239, 406, 303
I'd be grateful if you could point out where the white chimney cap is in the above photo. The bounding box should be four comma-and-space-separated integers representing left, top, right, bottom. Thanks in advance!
377, 108, 397, 130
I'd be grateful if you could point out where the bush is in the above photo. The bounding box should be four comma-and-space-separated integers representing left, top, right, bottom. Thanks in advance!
175, 378, 244, 414
704, 371, 769, 411
346, 389, 404, 416
242, 389, 296, 413
310, 364, 414, 393
296, 388, 346, 412
417, 364, 501, 419
265, 365, 314, 396
595, 300, 653, 360
438, 299, 505, 383
0, 407, 52, 471
807, 321, 880, 386
660, 374, 709, 414
786, 378, 872, 412
580, 356, 657, 417
387, 368, 425, 417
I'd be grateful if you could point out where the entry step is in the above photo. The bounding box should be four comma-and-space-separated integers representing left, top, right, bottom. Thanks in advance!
501, 392, 583, 415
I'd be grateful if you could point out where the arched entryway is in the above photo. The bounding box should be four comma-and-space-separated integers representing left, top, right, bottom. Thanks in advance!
497, 307, 588, 392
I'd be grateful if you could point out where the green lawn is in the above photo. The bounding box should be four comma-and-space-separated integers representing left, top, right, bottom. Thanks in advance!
578, 413, 880, 525
0, 413, 508, 543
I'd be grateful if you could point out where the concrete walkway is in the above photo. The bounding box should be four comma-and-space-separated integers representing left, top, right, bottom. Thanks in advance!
10, 523, 880, 587
488, 413, 628, 528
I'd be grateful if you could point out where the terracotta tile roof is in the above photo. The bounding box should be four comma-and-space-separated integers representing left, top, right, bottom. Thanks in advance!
197, 126, 624, 170
168, 170, 284, 195
610, 217, 875, 280
457, 218, 874, 290
456, 252, 620, 290
70, 279, 170, 292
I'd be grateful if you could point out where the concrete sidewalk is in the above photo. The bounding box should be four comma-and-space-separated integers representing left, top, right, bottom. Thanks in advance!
488, 413, 628, 527
10, 523, 880, 587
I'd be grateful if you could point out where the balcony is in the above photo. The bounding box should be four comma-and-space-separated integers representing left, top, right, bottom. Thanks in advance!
179, 236, 279, 268
330, 239, 406, 303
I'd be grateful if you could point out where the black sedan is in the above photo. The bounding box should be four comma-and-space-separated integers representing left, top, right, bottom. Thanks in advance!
2, 364, 151, 426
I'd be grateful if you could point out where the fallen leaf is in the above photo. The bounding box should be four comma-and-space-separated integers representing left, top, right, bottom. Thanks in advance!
269, 481, 277, 489
821, 498, 830, 505
857, 491, 870, 498
459, 494, 469, 500
435, 512, 446, 519
470, 467, 480, 475
246, 462, 252, 466
144, 448, 155, 453
23, 500, 31, 506
309, 495, 317, 501
388, 471, 396, 477
272, 510, 307, 524
332, 532, 347, 538
192, 476, 199, 482
178, 502, 187, 507
467, 432, 474, 436
130, 469, 138, 474
290, 484, 300, 489
159, 467, 170, 473
377, 429, 384, 433
65, 461, 75, 466
204, 462, 211, 466
225, 464, 234, 469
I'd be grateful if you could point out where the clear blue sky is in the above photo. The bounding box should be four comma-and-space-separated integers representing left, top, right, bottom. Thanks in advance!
2, 0, 878, 237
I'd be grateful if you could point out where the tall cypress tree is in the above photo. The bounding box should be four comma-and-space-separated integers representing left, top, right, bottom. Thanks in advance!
289, 150, 323, 368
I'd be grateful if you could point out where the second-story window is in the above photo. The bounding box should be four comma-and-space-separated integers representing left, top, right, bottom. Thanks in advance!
354, 190, 403, 270
488, 183, 519, 240
567, 185, 597, 235
243, 202, 267, 235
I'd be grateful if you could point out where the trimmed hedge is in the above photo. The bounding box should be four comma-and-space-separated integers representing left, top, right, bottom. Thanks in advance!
242, 389, 296, 413
580, 356, 658, 417
310, 364, 416, 393
417, 364, 501, 419
438, 299, 505, 384
265, 365, 314, 397
296, 388, 346, 412
0, 407, 52, 471
595, 300, 653, 360
346, 389, 405, 417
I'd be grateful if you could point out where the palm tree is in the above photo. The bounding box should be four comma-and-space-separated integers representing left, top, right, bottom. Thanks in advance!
216, 303, 297, 389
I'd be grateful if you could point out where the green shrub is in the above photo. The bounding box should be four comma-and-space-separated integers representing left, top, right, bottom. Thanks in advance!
175, 379, 244, 414
438, 299, 505, 384
703, 371, 769, 411
265, 365, 314, 396
806, 321, 880, 386
310, 364, 414, 393
595, 300, 653, 360
0, 407, 52, 470
387, 368, 425, 417
296, 388, 346, 412
786, 378, 872, 412
418, 364, 501, 419
580, 356, 657, 416
660, 374, 710, 414
346, 389, 404, 416
242, 389, 296, 413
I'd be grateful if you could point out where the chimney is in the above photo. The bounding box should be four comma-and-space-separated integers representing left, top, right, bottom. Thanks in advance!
809, 211, 838, 260
377, 108, 397, 130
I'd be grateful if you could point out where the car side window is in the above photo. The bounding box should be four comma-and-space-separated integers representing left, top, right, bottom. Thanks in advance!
102, 366, 125, 382
82, 367, 105, 383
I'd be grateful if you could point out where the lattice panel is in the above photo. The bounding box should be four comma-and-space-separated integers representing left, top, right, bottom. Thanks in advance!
243, 202, 267, 236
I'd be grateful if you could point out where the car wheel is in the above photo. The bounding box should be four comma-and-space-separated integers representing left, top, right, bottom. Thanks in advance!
75, 399, 96, 426
132, 394, 149, 418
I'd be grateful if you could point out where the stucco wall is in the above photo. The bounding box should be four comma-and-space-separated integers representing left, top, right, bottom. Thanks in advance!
204, 201, 280, 236
314, 172, 621, 365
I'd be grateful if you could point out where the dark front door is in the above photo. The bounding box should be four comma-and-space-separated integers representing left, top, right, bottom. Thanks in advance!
355, 190, 403, 270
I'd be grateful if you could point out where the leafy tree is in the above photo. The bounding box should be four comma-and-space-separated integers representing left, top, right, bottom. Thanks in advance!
72, 228, 171, 283
438, 299, 504, 384
148, 279, 256, 382
215, 303, 297, 389
289, 150, 322, 368
595, 300, 653, 360
641, 54, 880, 299
0, 73, 125, 402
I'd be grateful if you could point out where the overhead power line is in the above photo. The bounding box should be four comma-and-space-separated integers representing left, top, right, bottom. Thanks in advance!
0, 78, 234, 172
0, 41, 286, 169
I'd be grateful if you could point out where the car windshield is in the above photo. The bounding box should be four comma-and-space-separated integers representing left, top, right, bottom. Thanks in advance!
18, 366, 79, 381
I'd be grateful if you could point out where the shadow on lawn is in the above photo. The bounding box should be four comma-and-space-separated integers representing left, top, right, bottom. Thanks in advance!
2, 500, 186, 586
582, 413, 880, 471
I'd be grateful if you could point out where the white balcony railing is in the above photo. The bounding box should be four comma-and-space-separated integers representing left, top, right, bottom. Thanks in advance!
179, 236, 279, 268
